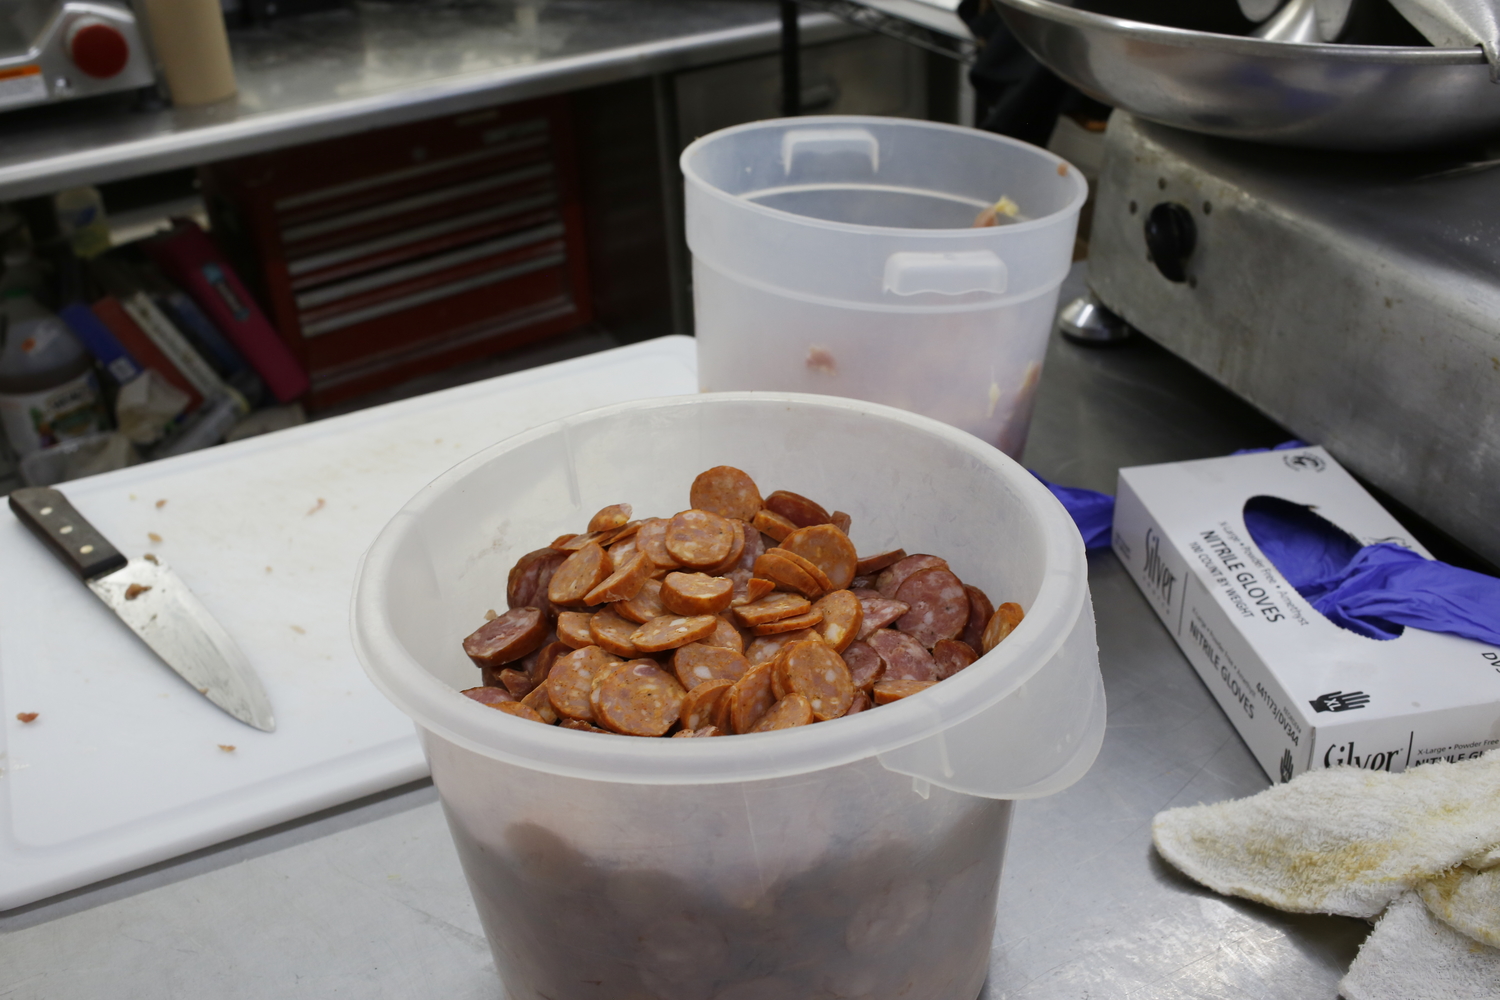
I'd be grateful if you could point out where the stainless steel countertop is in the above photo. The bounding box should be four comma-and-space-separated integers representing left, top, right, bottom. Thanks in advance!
0, 0, 854, 201
0, 269, 1374, 998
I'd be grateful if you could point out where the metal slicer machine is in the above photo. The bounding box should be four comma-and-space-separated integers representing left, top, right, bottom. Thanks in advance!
997, 0, 1500, 570
0, 0, 154, 112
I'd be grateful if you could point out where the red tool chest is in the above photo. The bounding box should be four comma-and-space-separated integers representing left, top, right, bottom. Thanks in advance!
201, 96, 592, 407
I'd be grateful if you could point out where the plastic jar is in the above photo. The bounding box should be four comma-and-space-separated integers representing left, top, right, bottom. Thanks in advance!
352, 393, 1104, 1000
683, 117, 1087, 457
0, 293, 109, 456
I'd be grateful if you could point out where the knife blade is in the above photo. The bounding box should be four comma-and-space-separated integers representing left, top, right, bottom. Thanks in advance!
8, 486, 275, 732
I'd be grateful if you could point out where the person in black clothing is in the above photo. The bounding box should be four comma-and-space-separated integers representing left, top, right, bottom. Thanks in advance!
958, 0, 1111, 144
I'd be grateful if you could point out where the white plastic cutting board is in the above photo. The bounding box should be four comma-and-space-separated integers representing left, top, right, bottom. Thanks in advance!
0, 336, 698, 909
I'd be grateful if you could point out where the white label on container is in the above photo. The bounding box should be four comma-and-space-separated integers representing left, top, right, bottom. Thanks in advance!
0, 372, 107, 456
0, 66, 47, 110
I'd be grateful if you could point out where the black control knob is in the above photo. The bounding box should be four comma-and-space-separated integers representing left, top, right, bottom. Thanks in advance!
1144, 202, 1196, 283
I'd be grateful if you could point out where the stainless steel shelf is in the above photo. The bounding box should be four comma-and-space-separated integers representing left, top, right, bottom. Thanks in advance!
0, 0, 856, 201
797, 0, 976, 62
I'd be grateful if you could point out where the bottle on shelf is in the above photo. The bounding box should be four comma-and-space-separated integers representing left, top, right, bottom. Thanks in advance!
0, 292, 111, 457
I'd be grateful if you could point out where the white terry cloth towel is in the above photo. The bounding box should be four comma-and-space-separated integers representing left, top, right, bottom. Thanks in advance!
1152, 755, 1500, 999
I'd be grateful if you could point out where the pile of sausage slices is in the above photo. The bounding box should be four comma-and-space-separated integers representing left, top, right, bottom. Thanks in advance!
459, 466, 1024, 738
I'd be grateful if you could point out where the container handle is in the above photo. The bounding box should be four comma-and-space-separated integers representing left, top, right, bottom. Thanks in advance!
781, 127, 879, 175
876, 592, 1105, 799
883, 250, 1008, 296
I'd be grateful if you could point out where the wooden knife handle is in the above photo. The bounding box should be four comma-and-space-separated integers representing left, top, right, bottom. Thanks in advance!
8, 487, 128, 581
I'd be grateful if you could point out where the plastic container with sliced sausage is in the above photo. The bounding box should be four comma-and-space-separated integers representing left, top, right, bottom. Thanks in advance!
352, 393, 1105, 1000
683, 116, 1087, 458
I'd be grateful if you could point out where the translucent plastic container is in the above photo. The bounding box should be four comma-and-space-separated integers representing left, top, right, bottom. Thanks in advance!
351, 393, 1105, 1000
683, 117, 1087, 457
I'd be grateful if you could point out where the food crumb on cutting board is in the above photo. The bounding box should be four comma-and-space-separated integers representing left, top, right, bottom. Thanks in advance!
155, 499, 167, 509
148, 532, 162, 543
16, 712, 38, 723
307, 498, 326, 515
484, 609, 498, 621
218, 744, 235, 752
290, 625, 306, 634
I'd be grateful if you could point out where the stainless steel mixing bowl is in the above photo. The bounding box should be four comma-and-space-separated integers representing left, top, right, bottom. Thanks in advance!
995, 0, 1499, 150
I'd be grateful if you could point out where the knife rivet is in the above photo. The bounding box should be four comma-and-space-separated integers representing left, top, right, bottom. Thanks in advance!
79, 545, 94, 554
59, 525, 73, 534
39, 506, 52, 516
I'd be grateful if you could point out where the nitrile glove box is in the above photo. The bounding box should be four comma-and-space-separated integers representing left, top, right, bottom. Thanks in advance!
1112, 446, 1500, 784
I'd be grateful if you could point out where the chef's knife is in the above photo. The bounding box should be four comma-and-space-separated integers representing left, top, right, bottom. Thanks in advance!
8, 486, 275, 732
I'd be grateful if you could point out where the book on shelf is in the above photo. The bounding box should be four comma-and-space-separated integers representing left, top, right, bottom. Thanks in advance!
89, 254, 251, 416
145, 222, 310, 404
90, 296, 204, 413
58, 302, 145, 389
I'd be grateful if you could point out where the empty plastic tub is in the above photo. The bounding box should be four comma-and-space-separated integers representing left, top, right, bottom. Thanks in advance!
684, 117, 1087, 457
351, 392, 1105, 1000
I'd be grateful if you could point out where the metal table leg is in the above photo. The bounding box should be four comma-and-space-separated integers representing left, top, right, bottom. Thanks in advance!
780, 0, 800, 116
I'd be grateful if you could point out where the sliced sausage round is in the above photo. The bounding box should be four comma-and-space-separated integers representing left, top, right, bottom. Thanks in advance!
875, 553, 948, 599
855, 595, 910, 640
700, 615, 746, 654
462, 607, 548, 667
690, 466, 764, 522
461, 685, 515, 706
555, 611, 595, 649
508, 547, 567, 616
872, 678, 936, 704
730, 577, 775, 608
811, 590, 863, 652
547, 646, 623, 722
548, 542, 612, 607
588, 503, 633, 532
661, 572, 735, 616
590, 606, 643, 658
679, 678, 733, 730
664, 509, 737, 569
750, 609, 824, 635
614, 578, 666, 624
496, 667, 534, 698
592, 661, 685, 737
733, 591, 811, 627
635, 518, 681, 570
749, 694, 814, 732
981, 602, 1026, 653
894, 568, 970, 649
855, 548, 907, 577
752, 508, 796, 542
521, 681, 559, 723
630, 614, 719, 653
932, 638, 979, 679
520, 640, 570, 685
745, 627, 821, 667
670, 642, 749, 690
765, 490, 830, 528
841, 640, 884, 691
776, 640, 855, 721
494, 702, 547, 723
962, 584, 995, 654
866, 629, 938, 682
706, 519, 747, 576
753, 550, 826, 599
780, 524, 858, 590
726, 662, 777, 734
584, 551, 650, 606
